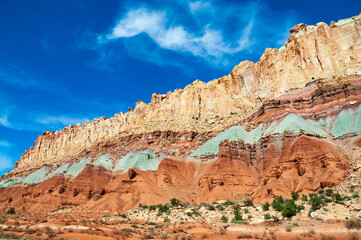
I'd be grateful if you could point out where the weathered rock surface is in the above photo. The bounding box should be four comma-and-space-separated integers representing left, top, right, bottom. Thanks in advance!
13, 13, 361, 173
0, 14, 361, 215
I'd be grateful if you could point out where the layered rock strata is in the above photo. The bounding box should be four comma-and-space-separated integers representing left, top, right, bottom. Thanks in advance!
12, 13, 361, 174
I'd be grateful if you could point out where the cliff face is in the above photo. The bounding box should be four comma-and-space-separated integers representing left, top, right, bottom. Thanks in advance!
12, 13, 361, 175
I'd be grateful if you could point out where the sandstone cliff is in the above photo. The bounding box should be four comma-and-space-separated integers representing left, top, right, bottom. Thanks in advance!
14, 13, 361, 173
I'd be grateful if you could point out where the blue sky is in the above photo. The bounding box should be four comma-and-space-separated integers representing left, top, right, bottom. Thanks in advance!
0, 0, 360, 176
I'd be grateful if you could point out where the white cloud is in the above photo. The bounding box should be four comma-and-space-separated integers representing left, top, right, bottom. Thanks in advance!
36, 115, 89, 127
101, 7, 254, 59
189, 1, 211, 13
90, 0, 298, 68
0, 114, 10, 127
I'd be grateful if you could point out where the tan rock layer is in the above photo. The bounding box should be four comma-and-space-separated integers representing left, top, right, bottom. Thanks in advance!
14, 13, 361, 172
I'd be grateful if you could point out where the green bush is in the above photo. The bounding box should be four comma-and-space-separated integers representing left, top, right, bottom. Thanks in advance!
264, 213, 271, 220
309, 195, 324, 211
281, 200, 297, 218
223, 200, 235, 206
352, 193, 359, 198
291, 191, 299, 200
6, 208, 15, 215
221, 215, 228, 223
149, 205, 157, 211
216, 204, 224, 211
170, 198, 181, 207
159, 204, 169, 212
244, 199, 253, 207
318, 189, 324, 194
272, 196, 284, 212
334, 193, 343, 203
325, 189, 333, 196
233, 206, 242, 221
296, 204, 304, 211
231, 217, 243, 224
262, 202, 270, 211
301, 194, 308, 202
207, 204, 215, 211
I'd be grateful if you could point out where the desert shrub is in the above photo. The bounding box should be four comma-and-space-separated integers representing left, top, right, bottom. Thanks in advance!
343, 196, 352, 201
334, 193, 343, 203
301, 194, 308, 202
352, 193, 359, 198
6, 208, 15, 215
244, 208, 249, 214
345, 219, 361, 229
309, 194, 324, 211
159, 204, 169, 213
244, 199, 253, 207
237, 234, 252, 239
221, 215, 228, 223
325, 189, 333, 196
170, 198, 181, 207
232, 206, 242, 223
264, 213, 271, 220
163, 218, 170, 222
216, 204, 224, 211
271, 196, 284, 212
324, 197, 332, 203
297, 204, 305, 211
291, 191, 299, 200
148, 205, 157, 211
131, 224, 138, 228
262, 202, 270, 211
223, 200, 235, 206
207, 204, 215, 211
318, 189, 325, 194
282, 200, 297, 218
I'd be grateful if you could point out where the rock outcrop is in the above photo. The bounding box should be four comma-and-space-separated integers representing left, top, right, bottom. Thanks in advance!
13, 13, 361, 173
0, 13, 361, 214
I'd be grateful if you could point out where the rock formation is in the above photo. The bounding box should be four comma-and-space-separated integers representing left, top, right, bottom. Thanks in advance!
0, 13, 361, 214
12, 13, 361, 173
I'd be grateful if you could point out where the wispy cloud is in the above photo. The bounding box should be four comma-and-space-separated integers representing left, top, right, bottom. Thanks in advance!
91, 0, 298, 68
100, 7, 253, 59
189, 1, 211, 13
36, 115, 89, 127
0, 114, 10, 127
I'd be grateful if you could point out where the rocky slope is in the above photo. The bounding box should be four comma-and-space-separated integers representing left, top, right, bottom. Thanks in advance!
0, 13, 361, 215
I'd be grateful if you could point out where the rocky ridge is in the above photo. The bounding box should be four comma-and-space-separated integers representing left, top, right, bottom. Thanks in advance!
12, 13, 361, 174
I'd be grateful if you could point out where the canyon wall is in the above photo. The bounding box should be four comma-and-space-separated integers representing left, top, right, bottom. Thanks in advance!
14, 13, 361, 173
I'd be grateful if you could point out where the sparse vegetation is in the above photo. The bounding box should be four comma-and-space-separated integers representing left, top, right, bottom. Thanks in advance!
221, 215, 228, 223
291, 191, 299, 200
262, 202, 270, 211
6, 207, 15, 215
244, 199, 254, 207
345, 218, 361, 229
